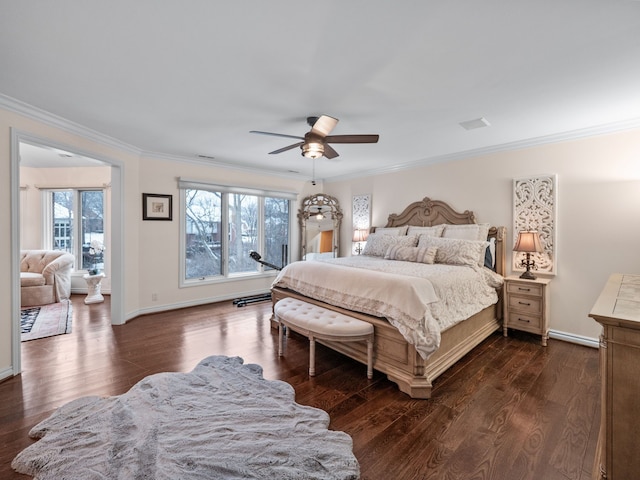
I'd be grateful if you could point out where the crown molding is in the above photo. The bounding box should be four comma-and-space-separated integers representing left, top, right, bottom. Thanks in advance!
140, 150, 306, 181
325, 116, 640, 183
3, 92, 639, 184
0, 93, 142, 156
0, 93, 309, 181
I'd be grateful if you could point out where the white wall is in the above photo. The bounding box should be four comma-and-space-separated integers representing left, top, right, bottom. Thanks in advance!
325, 128, 640, 342
135, 154, 307, 312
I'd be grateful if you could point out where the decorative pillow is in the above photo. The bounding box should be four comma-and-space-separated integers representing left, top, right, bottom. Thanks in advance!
442, 223, 490, 241
406, 225, 445, 237
484, 237, 497, 270
362, 234, 417, 257
372, 226, 408, 236
418, 236, 489, 267
384, 245, 438, 264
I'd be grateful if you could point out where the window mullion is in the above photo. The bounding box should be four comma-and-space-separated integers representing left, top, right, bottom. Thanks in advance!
221, 193, 229, 277
257, 197, 265, 272
75, 190, 82, 270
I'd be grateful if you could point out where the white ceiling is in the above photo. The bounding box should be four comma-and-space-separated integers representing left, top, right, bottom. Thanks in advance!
2, 1, 640, 180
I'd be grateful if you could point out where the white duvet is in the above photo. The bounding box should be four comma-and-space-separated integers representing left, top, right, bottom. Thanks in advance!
272, 256, 504, 359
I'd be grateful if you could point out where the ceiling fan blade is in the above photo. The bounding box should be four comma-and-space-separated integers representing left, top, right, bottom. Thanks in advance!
323, 144, 340, 159
268, 142, 304, 154
250, 130, 305, 141
310, 115, 339, 137
325, 134, 379, 144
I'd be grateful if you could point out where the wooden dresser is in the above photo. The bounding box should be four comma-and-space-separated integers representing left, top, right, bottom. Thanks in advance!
589, 273, 640, 480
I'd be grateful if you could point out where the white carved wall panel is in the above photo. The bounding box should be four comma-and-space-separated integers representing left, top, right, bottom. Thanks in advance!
352, 194, 371, 255
352, 194, 370, 230
513, 174, 557, 275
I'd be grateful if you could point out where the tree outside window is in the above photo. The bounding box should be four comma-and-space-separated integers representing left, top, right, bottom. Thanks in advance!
50, 189, 104, 272
184, 189, 289, 280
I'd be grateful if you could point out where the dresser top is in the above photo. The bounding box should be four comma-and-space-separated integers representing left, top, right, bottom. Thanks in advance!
589, 273, 640, 327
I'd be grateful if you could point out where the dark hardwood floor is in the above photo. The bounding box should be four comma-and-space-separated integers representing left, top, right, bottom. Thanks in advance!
2, 295, 600, 479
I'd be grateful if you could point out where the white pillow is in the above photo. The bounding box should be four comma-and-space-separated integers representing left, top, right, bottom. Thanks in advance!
384, 245, 438, 264
442, 223, 490, 241
362, 234, 417, 257
418, 236, 489, 267
406, 225, 445, 237
488, 237, 496, 269
373, 226, 408, 236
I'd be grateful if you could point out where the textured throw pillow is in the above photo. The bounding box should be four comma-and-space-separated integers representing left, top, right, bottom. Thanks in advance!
484, 237, 497, 270
418, 236, 489, 267
372, 226, 408, 236
362, 234, 417, 257
384, 245, 438, 264
406, 225, 445, 237
442, 223, 490, 241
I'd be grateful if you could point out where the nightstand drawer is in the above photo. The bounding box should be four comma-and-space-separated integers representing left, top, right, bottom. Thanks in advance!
506, 282, 543, 297
506, 311, 543, 331
508, 295, 542, 315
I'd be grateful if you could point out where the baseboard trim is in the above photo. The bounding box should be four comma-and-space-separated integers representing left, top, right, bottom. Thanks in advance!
122, 298, 600, 349
125, 290, 272, 322
549, 329, 599, 349
0, 366, 15, 382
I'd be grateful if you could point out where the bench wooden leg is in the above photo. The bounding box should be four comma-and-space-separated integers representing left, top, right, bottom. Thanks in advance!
366, 338, 373, 379
278, 321, 284, 357
309, 336, 316, 376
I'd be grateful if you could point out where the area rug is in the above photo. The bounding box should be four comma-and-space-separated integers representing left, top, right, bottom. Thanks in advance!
12, 355, 360, 480
20, 300, 72, 342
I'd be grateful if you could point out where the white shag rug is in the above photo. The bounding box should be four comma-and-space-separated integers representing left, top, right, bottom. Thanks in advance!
12, 356, 360, 480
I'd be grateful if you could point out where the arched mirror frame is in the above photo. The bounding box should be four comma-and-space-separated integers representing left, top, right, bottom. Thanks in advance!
299, 194, 343, 260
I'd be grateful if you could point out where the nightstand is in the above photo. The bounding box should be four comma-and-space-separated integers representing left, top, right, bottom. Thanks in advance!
503, 275, 551, 346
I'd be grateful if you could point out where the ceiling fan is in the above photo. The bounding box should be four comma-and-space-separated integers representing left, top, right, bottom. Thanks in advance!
250, 115, 379, 160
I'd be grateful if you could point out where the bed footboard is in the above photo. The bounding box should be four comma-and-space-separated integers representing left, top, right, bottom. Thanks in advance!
271, 287, 500, 398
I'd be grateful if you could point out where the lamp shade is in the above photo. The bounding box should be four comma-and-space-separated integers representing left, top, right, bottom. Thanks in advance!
513, 231, 543, 253
352, 228, 369, 243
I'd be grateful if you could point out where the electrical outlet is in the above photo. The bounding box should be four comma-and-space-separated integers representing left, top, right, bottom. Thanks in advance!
151, 293, 158, 301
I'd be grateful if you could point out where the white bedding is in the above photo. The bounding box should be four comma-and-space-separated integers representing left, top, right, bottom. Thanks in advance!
272, 256, 504, 359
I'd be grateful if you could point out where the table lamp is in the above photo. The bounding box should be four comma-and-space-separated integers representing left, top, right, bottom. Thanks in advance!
513, 230, 543, 279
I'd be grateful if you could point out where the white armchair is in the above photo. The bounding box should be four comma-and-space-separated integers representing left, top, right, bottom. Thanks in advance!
20, 250, 75, 307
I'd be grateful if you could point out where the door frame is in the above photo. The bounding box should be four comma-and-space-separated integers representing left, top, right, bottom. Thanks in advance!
10, 129, 125, 374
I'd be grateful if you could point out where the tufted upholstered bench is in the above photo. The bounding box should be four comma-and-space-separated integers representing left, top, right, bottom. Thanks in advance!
274, 297, 374, 379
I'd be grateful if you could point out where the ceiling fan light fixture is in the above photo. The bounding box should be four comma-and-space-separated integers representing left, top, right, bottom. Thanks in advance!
301, 142, 324, 159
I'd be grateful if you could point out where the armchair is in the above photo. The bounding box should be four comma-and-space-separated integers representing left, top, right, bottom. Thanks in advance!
20, 250, 75, 307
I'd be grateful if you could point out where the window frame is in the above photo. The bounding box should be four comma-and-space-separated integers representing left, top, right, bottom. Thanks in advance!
42, 187, 106, 274
178, 179, 295, 287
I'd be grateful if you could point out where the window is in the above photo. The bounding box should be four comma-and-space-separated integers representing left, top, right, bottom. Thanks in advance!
180, 180, 292, 283
47, 189, 105, 272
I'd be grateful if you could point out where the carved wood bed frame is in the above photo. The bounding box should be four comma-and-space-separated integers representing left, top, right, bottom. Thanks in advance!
271, 197, 506, 399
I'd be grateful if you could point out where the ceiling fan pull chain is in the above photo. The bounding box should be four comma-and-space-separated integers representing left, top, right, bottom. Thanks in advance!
312, 158, 316, 186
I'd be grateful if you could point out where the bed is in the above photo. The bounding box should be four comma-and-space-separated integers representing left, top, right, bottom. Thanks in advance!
271, 197, 506, 399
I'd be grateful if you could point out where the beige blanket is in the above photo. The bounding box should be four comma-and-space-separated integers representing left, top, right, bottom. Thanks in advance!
273, 257, 502, 359
273, 260, 443, 357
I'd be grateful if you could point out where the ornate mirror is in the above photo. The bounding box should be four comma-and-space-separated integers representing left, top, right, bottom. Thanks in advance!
299, 194, 343, 260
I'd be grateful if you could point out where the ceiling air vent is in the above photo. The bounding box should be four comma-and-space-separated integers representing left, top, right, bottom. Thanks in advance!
459, 117, 491, 130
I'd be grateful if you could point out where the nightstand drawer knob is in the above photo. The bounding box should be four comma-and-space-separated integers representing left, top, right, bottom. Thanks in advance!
518, 287, 531, 292
518, 301, 531, 306
517, 318, 531, 323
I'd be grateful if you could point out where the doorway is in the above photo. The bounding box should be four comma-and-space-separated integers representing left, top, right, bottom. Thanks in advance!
10, 130, 125, 375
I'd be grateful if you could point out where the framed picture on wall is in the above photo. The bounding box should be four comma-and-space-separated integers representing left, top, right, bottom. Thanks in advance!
142, 193, 173, 221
